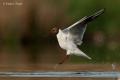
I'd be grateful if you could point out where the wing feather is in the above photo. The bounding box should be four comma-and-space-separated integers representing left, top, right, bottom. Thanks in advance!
63, 17, 88, 45
63, 9, 104, 45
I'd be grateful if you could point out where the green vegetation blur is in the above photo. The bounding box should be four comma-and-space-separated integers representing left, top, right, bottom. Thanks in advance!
0, 0, 120, 64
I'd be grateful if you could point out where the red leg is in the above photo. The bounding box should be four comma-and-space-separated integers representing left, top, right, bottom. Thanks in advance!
58, 55, 70, 64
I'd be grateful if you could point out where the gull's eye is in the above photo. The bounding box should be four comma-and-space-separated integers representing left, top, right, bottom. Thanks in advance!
51, 28, 57, 33
52, 29, 56, 32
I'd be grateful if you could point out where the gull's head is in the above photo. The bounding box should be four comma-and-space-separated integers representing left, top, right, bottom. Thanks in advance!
50, 27, 59, 34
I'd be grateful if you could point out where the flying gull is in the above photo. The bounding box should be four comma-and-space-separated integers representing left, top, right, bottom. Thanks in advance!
51, 9, 104, 64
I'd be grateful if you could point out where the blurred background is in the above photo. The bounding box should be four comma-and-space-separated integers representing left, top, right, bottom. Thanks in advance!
0, 0, 120, 66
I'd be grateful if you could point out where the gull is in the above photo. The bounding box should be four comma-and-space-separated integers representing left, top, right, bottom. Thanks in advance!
51, 9, 104, 65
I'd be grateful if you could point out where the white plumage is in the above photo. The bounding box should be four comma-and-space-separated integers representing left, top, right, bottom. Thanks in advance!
56, 9, 104, 64
57, 26, 91, 59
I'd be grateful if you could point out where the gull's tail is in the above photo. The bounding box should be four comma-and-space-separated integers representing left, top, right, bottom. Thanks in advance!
82, 9, 105, 24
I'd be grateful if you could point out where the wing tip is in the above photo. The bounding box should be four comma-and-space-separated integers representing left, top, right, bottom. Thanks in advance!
88, 57, 92, 60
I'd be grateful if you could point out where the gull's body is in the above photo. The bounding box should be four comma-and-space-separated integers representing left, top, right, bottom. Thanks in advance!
56, 9, 104, 64
57, 28, 90, 59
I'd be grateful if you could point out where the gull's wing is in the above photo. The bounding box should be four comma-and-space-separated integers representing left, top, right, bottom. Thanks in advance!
66, 39, 91, 59
63, 9, 104, 45
73, 48, 92, 60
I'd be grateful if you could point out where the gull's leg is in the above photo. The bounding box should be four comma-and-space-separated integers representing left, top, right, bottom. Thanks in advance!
54, 55, 70, 69
58, 55, 70, 64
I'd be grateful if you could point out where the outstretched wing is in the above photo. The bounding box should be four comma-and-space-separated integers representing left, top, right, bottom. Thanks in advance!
68, 16, 88, 40
63, 9, 104, 45
64, 17, 87, 45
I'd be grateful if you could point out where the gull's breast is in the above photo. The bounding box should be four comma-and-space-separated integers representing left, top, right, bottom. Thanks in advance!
56, 31, 68, 50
